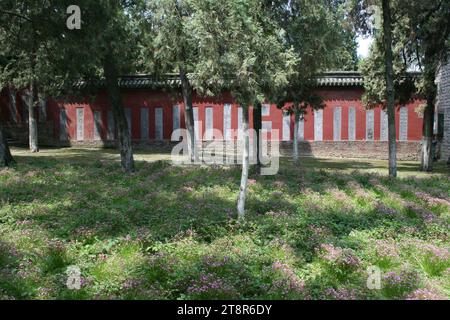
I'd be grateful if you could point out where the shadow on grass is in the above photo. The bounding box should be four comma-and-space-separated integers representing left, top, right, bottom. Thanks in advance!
1, 148, 448, 299
2, 150, 448, 242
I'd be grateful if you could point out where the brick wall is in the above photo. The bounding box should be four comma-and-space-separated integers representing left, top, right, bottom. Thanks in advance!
436, 59, 450, 160
280, 141, 420, 160
4, 121, 421, 160
201, 140, 420, 161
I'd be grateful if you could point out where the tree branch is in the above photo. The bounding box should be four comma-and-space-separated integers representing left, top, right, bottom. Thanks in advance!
0, 10, 32, 22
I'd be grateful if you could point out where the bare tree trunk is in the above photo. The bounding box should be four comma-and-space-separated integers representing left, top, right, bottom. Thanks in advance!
103, 53, 135, 172
179, 65, 197, 163
382, 0, 397, 178
28, 83, 39, 153
7, 87, 18, 124
421, 93, 434, 171
253, 102, 262, 174
421, 102, 433, 171
237, 105, 250, 219
0, 122, 14, 167
421, 52, 438, 172
293, 109, 300, 164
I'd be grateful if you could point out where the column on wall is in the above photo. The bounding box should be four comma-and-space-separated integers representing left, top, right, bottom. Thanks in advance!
141, 108, 149, 141
314, 109, 323, 141
193, 107, 200, 141
76, 108, 84, 141
94, 111, 102, 141
366, 109, 374, 141
173, 105, 180, 132
155, 107, 163, 140
333, 107, 342, 141
380, 109, 388, 141
348, 106, 356, 141
223, 104, 232, 141
282, 111, 291, 141
261, 104, 272, 140
297, 117, 305, 141
399, 106, 408, 141
237, 106, 243, 139
205, 107, 214, 140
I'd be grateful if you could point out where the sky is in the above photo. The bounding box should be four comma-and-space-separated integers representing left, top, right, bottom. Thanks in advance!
357, 35, 374, 59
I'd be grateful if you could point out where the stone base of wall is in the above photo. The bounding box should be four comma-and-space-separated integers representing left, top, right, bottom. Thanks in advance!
197, 140, 421, 160
279, 141, 421, 161
4, 120, 422, 160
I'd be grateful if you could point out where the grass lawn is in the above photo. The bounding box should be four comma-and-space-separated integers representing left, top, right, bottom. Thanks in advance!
0, 147, 449, 300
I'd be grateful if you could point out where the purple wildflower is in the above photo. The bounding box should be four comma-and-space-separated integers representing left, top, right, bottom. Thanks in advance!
319, 244, 361, 268
187, 273, 237, 299
375, 240, 400, 260
382, 269, 420, 298
202, 255, 231, 268
325, 288, 358, 300
406, 288, 447, 300
122, 278, 143, 290
269, 261, 307, 299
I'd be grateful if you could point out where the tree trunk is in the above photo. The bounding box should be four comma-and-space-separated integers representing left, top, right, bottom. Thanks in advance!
421, 93, 434, 171
28, 83, 39, 153
0, 122, 14, 167
421, 102, 433, 171
179, 65, 197, 163
237, 105, 250, 219
103, 53, 135, 172
253, 102, 262, 174
293, 108, 300, 164
420, 52, 437, 172
382, 0, 397, 178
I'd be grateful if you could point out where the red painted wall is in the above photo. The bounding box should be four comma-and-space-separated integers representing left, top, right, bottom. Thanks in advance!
0, 87, 425, 142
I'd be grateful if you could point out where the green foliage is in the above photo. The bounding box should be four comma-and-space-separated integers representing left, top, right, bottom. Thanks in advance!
360, 35, 417, 108
268, 0, 358, 115
0, 0, 145, 97
381, 268, 421, 299
143, 0, 196, 74
0, 148, 448, 300
357, 0, 450, 108
187, 0, 297, 106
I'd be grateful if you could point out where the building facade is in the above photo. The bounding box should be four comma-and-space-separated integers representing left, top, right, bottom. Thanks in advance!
0, 72, 427, 160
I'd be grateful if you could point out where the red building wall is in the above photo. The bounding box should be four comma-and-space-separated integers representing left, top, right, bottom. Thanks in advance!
1, 86, 425, 144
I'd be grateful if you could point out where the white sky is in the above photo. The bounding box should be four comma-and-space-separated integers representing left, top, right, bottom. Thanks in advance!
357, 35, 373, 59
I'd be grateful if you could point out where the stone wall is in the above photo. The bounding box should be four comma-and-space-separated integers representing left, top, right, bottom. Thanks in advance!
201, 140, 421, 161
4, 121, 421, 160
279, 141, 420, 160
436, 59, 450, 161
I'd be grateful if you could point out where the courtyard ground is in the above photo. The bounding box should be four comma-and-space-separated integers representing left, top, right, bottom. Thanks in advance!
0, 147, 449, 300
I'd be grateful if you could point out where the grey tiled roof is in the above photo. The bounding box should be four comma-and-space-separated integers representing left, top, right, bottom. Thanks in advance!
78, 71, 366, 89
315, 71, 364, 87
119, 74, 181, 89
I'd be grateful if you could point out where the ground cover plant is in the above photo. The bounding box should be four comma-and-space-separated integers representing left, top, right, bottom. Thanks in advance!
0, 148, 448, 300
